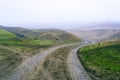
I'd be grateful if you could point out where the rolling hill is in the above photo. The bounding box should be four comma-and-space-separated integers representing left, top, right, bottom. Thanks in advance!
67, 22, 120, 41
0, 26, 81, 57
0, 26, 81, 43
78, 40, 120, 80
0, 29, 16, 40
68, 29, 120, 42
0, 29, 22, 46
0, 25, 81, 79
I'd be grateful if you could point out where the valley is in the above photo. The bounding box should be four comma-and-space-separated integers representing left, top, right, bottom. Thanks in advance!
0, 0, 120, 80
0, 24, 120, 80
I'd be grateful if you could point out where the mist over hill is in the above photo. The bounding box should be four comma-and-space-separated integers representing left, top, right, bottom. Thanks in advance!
1, 22, 120, 30
1, 22, 120, 42
66, 22, 120, 41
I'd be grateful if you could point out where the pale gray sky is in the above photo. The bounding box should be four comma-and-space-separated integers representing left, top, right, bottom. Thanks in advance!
0, 0, 120, 27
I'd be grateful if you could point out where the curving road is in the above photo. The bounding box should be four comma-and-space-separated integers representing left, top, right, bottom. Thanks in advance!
67, 40, 95, 80
6, 43, 82, 80
5, 39, 95, 80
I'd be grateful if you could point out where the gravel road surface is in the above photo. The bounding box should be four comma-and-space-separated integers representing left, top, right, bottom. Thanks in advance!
67, 40, 95, 80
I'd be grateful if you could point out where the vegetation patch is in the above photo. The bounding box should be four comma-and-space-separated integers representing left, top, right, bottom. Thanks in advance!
78, 40, 120, 80
0, 29, 16, 40
0, 46, 22, 79
28, 40, 54, 45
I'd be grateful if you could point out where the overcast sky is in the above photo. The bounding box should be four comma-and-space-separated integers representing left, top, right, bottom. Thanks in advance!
0, 0, 120, 27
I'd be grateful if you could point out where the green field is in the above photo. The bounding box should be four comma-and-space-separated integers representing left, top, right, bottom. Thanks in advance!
0, 29, 53, 46
0, 29, 55, 56
0, 29, 16, 40
78, 40, 120, 80
28, 40, 55, 45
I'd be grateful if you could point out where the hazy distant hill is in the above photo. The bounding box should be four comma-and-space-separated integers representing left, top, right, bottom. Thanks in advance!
77, 22, 120, 30
68, 29, 120, 41
108, 31, 120, 40
67, 22, 120, 41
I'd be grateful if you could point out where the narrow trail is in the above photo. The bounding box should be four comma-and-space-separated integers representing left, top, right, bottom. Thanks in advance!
67, 40, 95, 80
6, 43, 81, 80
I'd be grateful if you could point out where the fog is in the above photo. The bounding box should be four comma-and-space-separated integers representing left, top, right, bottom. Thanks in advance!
0, 0, 120, 28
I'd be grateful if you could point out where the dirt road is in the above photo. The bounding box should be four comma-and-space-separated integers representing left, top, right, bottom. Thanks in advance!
6, 39, 94, 80
7, 43, 81, 80
67, 40, 95, 80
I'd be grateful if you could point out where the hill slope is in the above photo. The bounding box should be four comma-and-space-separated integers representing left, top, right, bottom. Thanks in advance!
0, 29, 22, 46
0, 29, 16, 40
0, 26, 81, 79
0, 26, 81, 43
78, 40, 120, 80
33, 29, 81, 43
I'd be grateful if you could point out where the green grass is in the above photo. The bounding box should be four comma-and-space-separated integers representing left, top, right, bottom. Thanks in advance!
0, 29, 54, 50
0, 29, 16, 39
0, 29, 55, 46
0, 29, 22, 45
28, 40, 55, 45
0, 46, 22, 79
0, 25, 82, 44
78, 40, 120, 80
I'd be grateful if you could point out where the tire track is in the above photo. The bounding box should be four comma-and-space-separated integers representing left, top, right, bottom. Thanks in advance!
6, 43, 81, 80
67, 40, 95, 80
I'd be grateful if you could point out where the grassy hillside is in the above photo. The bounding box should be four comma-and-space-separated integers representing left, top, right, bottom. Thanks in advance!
0, 29, 55, 79
0, 29, 52, 56
0, 27, 81, 79
0, 27, 81, 57
34, 29, 81, 43
0, 26, 32, 38
0, 26, 81, 44
78, 40, 120, 80
0, 29, 21, 45
0, 29, 16, 40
